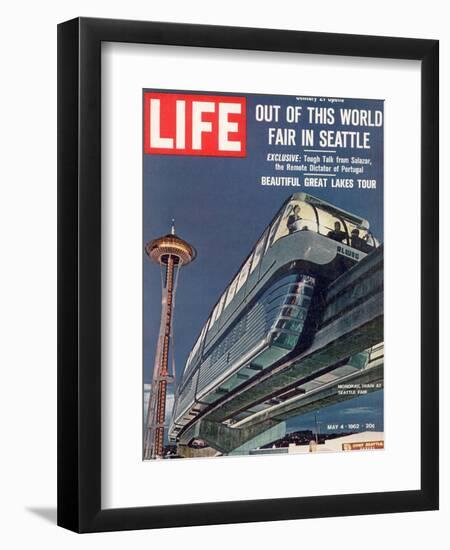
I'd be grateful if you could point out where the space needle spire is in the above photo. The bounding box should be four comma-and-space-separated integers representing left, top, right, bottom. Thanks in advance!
144, 221, 196, 459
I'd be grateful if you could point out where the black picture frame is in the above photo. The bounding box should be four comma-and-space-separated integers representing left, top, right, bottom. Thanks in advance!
57, 17, 439, 533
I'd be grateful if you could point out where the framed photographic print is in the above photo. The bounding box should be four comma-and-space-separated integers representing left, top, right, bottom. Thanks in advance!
57, 17, 439, 532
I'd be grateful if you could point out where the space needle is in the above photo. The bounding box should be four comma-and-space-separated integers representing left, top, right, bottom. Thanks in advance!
144, 220, 196, 459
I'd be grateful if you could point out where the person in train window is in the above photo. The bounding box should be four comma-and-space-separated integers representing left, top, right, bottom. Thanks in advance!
327, 221, 346, 242
350, 228, 365, 250
351, 228, 373, 253
287, 204, 302, 234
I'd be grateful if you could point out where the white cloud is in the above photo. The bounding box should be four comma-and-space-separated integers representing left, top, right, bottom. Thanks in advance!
143, 384, 174, 426
341, 406, 374, 415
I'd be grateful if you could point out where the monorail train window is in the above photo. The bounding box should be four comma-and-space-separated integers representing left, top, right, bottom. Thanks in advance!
192, 320, 209, 354
366, 232, 380, 248
236, 254, 253, 294
302, 284, 314, 297
272, 200, 318, 244
346, 220, 376, 252
215, 292, 227, 321
187, 322, 207, 367
264, 214, 282, 253
184, 346, 195, 373
317, 207, 349, 244
274, 331, 298, 349
275, 319, 303, 332
224, 274, 239, 309
250, 229, 268, 274
191, 337, 200, 357
184, 352, 192, 373
210, 291, 227, 328
209, 302, 221, 328
365, 233, 375, 247
282, 305, 309, 320
202, 319, 210, 340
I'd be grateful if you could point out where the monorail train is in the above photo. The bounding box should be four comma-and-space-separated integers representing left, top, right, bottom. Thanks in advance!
168, 192, 380, 443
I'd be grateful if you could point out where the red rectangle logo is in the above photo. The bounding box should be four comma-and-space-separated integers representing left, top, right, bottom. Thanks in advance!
144, 92, 246, 157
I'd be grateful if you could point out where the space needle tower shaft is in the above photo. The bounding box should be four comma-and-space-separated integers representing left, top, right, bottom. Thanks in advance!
144, 221, 196, 459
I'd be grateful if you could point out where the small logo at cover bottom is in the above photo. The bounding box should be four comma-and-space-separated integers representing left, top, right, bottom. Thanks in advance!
342, 441, 384, 451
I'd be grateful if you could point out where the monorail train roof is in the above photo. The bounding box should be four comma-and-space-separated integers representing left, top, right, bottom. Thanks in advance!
285, 192, 369, 229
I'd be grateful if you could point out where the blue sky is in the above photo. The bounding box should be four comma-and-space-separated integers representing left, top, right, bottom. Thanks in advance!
287, 390, 384, 434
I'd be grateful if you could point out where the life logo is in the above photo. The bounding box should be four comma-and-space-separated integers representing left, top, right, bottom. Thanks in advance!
144, 92, 246, 157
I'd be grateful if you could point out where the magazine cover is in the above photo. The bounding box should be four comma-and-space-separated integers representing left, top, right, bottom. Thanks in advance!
142, 90, 384, 460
